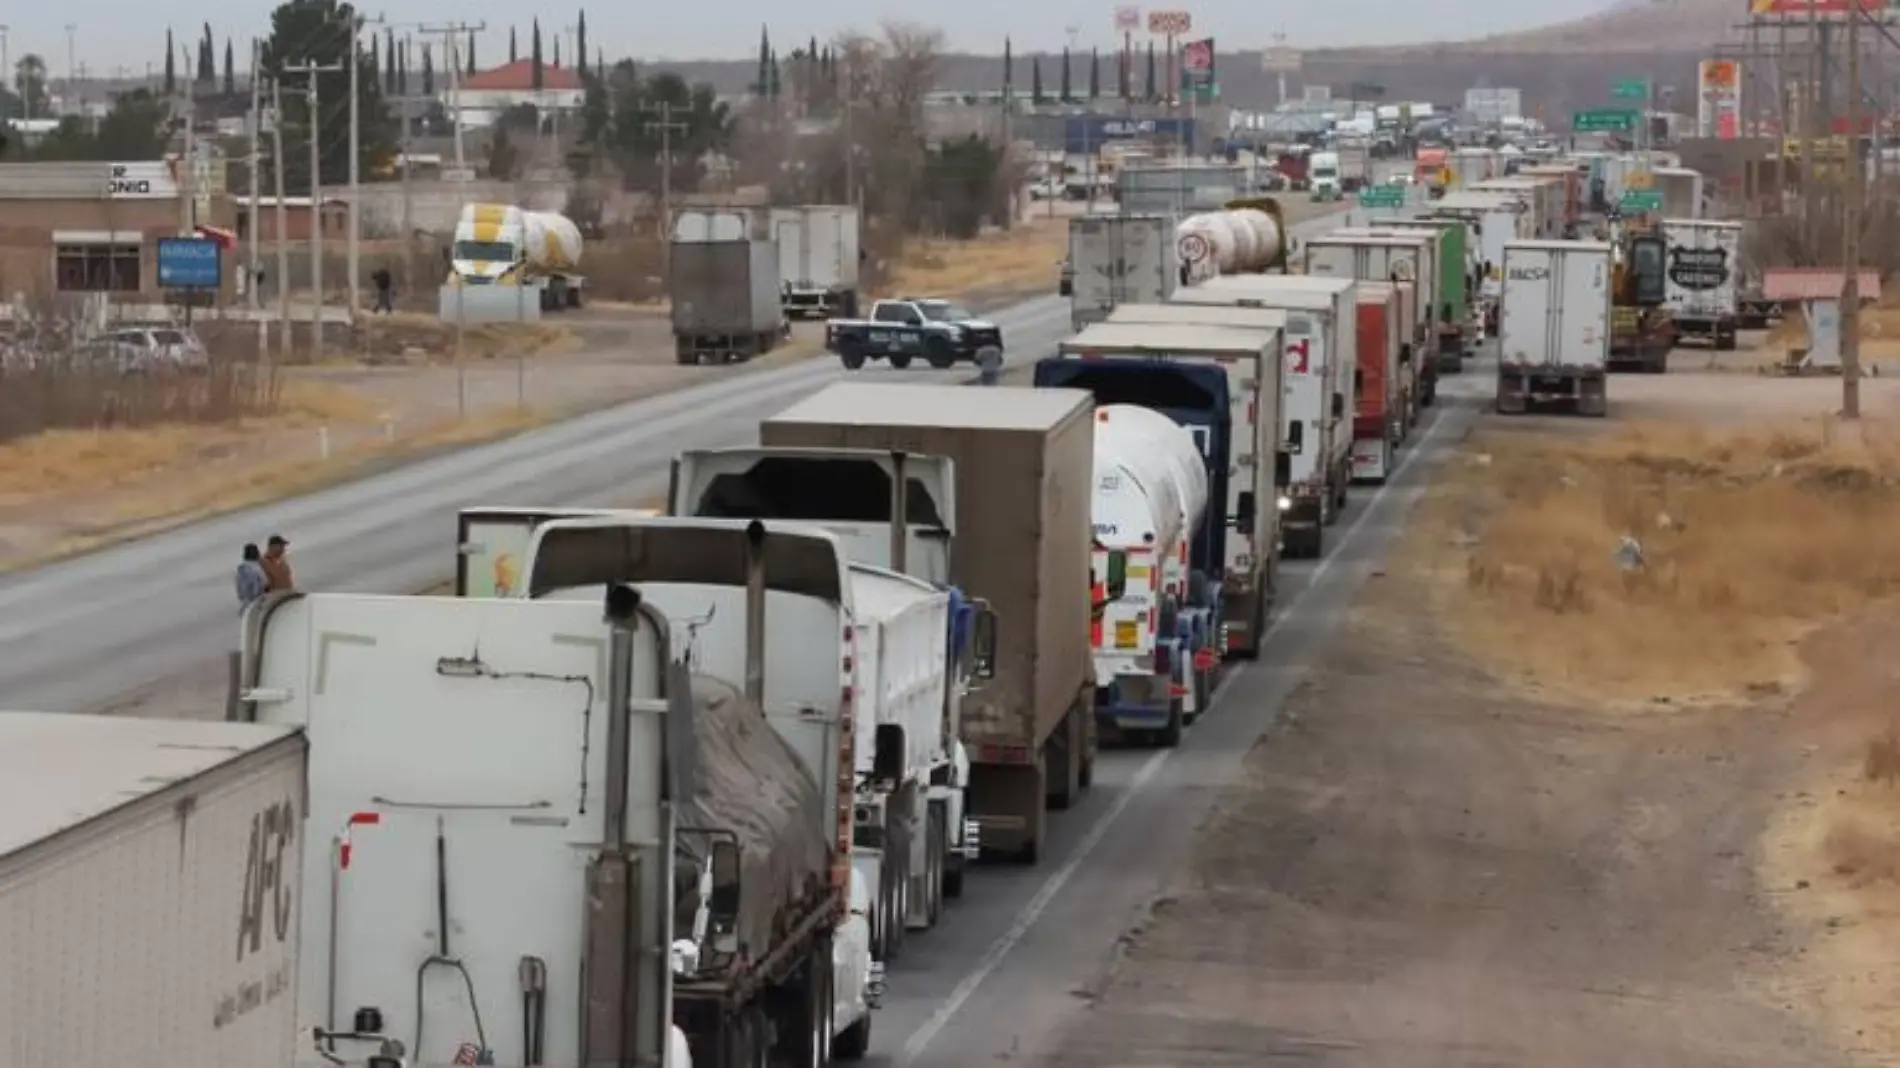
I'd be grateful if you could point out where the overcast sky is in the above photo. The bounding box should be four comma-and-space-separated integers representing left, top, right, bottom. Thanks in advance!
5, 0, 1619, 75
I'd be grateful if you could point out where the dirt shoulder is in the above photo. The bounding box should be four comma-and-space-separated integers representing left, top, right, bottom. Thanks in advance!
1040, 361, 1900, 1067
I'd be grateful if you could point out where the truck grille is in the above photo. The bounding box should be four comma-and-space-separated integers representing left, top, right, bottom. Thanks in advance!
965, 327, 1002, 349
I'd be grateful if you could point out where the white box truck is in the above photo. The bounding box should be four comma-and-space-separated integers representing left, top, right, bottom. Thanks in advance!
0, 713, 306, 1068
1304, 232, 1439, 408
1165, 274, 1359, 557
1661, 218, 1742, 350
1496, 239, 1614, 417
1068, 214, 1177, 330
773, 204, 863, 320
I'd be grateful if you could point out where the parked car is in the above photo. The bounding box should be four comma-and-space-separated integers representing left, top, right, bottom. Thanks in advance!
95, 326, 210, 374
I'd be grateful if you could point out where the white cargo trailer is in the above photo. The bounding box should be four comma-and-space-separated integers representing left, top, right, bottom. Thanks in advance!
0, 713, 306, 1068
1304, 232, 1438, 408
772, 204, 863, 320
1496, 239, 1614, 417
1661, 218, 1742, 350
1165, 274, 1359, 557
1068, 214, 1177, 330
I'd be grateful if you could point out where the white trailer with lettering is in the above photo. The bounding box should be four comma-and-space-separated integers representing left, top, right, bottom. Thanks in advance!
0, 713, 308, 1068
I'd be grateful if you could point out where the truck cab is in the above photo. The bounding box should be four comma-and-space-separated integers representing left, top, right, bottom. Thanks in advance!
1309, 151, 1343, 201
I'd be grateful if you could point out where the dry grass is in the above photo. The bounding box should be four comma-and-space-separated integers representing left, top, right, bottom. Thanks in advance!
881, 218, 1067, 298
1418, 419, 1900, 708
346, 312, 581, 365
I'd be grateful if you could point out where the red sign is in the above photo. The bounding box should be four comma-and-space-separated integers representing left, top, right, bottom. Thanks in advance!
1182, 38, 1214, 72
1749, 0, 1886, 14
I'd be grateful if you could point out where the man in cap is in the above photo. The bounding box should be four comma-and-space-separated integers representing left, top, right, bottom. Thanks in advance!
261, 534, 296, 592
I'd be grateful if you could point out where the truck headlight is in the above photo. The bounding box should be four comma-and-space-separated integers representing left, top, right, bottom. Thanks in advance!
1276, 496, 1292, 512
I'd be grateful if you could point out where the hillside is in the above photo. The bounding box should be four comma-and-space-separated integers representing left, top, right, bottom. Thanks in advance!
1404, 0, 1739, 55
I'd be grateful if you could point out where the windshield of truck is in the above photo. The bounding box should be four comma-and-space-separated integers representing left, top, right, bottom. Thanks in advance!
453, 239, 517, 262
1312, 165, 1339, 180
921, 302, 973, 322
690, 457, 946, 527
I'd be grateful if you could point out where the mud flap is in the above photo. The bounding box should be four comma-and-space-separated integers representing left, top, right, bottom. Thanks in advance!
1578, 375, 1608, 417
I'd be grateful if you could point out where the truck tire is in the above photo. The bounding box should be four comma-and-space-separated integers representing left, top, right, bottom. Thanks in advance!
840, 347, 866, 370
1156, 696, 1185, 748
943, 855, 965, 899
889, 353, 913, 370
924, 805, 946, 926
925, 336, 957, 368
834, 1012, 872, 1061
772, 939, 832, 1068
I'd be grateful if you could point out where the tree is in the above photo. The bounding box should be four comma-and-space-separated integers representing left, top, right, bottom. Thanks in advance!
509, 27, 519, 65
576, 12, 588, 80
420, 43, 433, 95
24, 88, 167, 161
767, 50, 781, 100
755, 27, 770, 96
1144, 41, 1156, 101
1001, 37, 1012, 101
466, 31, 476, 75
163, 32, 176, 96
1030, 55, 1043, 106
384, 30, 396, 94
259, 0, 398, 189
198, 24, 216, 84
1059, 47, 1071, 103
577, 62, 733, 195
224, 39, 237, 96
12, 55, 49, 118
1088, 48, 1099, 100
531, 19, 544, 90
553, 37, 561, 68
487, 103, 537, 178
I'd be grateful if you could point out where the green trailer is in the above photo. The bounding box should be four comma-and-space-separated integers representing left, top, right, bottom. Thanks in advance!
1374, 217, 1471, 372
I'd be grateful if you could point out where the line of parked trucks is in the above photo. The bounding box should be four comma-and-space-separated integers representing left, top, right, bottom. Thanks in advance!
7, 162, 1744, 1065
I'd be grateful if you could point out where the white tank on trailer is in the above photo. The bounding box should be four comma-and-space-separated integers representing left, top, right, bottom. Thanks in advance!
1095, 404, 1209, 555
1176, 208, 1286, 279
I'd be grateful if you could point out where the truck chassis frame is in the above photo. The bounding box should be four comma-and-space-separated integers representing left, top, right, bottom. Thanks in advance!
1671, 314, 1738, 351
1495, 362, 1607, 417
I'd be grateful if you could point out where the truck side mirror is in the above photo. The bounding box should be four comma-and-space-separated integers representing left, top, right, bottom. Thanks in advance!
970, 606, 998, 681
707, 840, 742, 953
1332, 391, 1346, 419
1285, 420, 1304, 454
1236, 492, 1258, 535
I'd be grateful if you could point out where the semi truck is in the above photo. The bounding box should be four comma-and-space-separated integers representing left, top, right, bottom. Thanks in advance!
448, 202, 587, 310
0, 713, 307, 1068
1068, 214, 1177, 329
1050, 320, 1284, 664
761, 383, 1097, 865
1304, 231, 1440, 407
237, 517, 883, 1067
670, 207, 786, 365
1352, 283, 1405, 483
1174, 206, 1287, 285
773, 204, 863, 320
666, 445, 989, 934
1367, 217, 1473, 371
1167, 273, 1359, 556
1496, 239, 1615, 417
1661, 218, 1741, 350
1083, 402, 1215, 745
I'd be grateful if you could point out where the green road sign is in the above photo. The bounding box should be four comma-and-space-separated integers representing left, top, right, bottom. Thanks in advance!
1359, 186, 1405, 208
1573, 108, 1638, 132
1611, 78, 1649, 100
1619, 191, 1662, 212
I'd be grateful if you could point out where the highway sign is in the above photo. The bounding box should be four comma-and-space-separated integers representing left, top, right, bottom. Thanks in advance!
1612, 78, 1649, 100
1359, 185, 1405, 208
1624, 170, 1655, 190
1573, 108, 1638, 132
1619, 191, 1663, 212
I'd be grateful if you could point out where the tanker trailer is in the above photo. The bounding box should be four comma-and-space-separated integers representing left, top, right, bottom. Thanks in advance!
448, 203, 587, 311
1175, 199, 1290, 283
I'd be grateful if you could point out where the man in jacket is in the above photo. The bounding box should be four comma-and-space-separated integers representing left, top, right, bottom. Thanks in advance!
262, 534, 295, 592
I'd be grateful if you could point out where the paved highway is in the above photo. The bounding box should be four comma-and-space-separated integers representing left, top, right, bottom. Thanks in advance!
0, 208, 1368, 713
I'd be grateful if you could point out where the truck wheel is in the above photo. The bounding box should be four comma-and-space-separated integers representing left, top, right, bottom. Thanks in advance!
889, 353, 913, 370
774, 941, 832, 1068
840, 348, 866, 370
834, 1013, 872, 1061
943, 856, 965, 899
1156, 697, 1185, 748
925, 806, 946, 925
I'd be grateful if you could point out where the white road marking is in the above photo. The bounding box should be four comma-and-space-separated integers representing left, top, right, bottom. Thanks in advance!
896, 403, 1463, 1063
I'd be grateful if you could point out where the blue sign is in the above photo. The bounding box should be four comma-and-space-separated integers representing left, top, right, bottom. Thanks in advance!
157, 236, 222, 289
1064, 115, 1196, 153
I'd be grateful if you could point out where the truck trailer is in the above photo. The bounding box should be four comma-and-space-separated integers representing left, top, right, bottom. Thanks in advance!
1166, 274, 1359, 556
1496, 239, 1615, 417
1352, 284, 1405, 483
671, 207, 786, 365
1304, 231, 1440, 408
0, 713, 307, 1068
773, 204, 863, 320
1068, 214, 1178, 329
1366, 217, 1472, 371
1051, 321, 1284, 664
761, 383, 1097, 865
239, 518, 879, 1067
1661, 218, 1742, 350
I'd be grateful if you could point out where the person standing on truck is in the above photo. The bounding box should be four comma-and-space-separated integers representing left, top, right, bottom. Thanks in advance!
235, 543, 268, 611
261, 534, 295, 592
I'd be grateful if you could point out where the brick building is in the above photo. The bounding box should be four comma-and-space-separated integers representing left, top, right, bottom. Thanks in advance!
0, 160, 239, 304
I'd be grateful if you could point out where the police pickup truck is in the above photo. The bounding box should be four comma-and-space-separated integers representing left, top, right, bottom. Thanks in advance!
825, 298, 1004, 370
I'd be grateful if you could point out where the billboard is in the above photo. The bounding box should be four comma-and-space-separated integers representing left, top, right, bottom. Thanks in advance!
1698, 59, 1741, 139
1065, 115, 1195, 153
1749, 0, 1887, 15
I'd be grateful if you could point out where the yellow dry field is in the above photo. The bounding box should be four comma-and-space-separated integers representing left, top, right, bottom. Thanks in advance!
342, 311, 582, 364
1402, 418, 1900, 709
882, 219, 1067, 298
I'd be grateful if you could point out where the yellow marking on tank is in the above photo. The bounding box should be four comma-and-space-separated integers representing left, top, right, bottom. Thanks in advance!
470, 203, 509, 243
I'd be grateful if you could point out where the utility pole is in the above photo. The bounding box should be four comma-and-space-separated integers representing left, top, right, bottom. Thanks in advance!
0, 27, 10, 122
1804, 0, 1821, 255
347, 15, 365, 321
1842, 1, 1864, 419
416, 22, 486, 172
63, 24, 75, 110
644, 101, 686, 241
272, 77, 292, 357
284, 58, 343, 358
247, 39, 263, 310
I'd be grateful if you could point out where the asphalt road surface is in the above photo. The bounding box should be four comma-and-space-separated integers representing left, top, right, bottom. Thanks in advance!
0, 209, 1376, 714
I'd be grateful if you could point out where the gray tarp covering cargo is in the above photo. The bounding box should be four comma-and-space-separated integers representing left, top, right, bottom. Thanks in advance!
674, 674, 830, 972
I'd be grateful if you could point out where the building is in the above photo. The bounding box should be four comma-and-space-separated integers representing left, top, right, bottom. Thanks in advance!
449, 61, 586, 129
0, 160, 238, 304
234, 196, 350, 243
